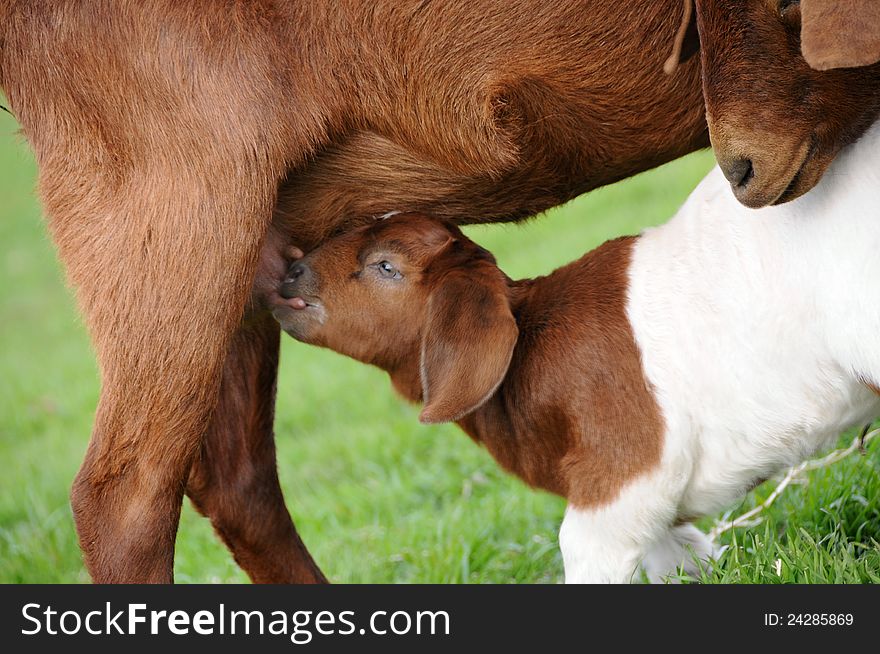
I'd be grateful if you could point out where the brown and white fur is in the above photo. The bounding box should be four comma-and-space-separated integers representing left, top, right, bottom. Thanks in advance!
0, 0, 710, 583
272, 121, 880, 583
3, 0, 880, 583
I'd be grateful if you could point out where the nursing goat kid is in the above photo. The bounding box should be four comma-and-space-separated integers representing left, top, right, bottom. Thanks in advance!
274, 123, 880, 582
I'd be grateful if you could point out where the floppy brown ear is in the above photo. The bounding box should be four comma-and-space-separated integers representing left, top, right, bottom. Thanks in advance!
418, 270, 518, 424
801, 0, 880, 70
664, 0, 699, 75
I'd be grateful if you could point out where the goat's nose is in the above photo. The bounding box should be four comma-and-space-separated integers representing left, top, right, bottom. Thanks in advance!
721, 157, 755, 188
286, 262, 307, 281
280, 262, 311, 299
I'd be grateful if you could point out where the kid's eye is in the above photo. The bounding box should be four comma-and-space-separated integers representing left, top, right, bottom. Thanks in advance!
375, 260, 402, 279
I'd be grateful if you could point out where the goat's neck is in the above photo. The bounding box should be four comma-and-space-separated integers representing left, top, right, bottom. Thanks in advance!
453, 276, 571, 495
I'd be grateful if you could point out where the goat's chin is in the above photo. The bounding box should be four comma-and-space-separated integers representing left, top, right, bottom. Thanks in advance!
272, 306, 318, 343
772, 150, 834, 206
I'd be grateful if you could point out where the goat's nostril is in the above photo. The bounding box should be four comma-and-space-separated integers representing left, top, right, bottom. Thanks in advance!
723, 158, 755, 188
285, 262, 306, 282
280, 262, 309, 299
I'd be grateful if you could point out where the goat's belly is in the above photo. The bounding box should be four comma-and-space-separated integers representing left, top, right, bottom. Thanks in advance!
676, 390, 880, 518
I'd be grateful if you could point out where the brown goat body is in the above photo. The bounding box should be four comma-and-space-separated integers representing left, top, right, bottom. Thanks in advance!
274, 215, 662, 509
0, 0, 706, 582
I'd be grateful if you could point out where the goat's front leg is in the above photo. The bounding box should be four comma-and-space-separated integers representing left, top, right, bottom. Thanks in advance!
641, 523, 717, 583
559, 471, 684, 584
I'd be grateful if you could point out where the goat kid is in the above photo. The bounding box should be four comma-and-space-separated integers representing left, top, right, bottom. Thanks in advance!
272, 122, 880, 583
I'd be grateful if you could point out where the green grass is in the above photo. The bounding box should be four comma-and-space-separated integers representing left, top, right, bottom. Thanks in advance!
1, 106, 878, 584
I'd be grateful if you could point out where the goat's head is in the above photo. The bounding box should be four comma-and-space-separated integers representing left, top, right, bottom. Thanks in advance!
273, 213, 518, 424
669, 0, 880, 208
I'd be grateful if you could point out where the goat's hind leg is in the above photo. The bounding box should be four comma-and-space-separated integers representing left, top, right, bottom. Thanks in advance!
62, 172, 280, 581
4, 0, 334, 582
186, 313, 327, 583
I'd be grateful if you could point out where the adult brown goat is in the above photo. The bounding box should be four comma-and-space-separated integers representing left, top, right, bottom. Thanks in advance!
0, 0, 877, 584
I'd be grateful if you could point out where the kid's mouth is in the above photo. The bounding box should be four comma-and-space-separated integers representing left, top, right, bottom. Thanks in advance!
281, 295, 322, 310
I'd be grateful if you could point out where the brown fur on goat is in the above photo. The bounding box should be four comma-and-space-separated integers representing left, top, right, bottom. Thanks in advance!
274, 214, 663, 505
3, 0, 879, 583
0, 0, 707, 583
801, 0, 880, 70
666, 0, 880, 208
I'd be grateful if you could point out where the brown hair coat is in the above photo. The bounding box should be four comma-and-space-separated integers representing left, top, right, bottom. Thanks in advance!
275, 215, 663, 507
0, 0, 706, 582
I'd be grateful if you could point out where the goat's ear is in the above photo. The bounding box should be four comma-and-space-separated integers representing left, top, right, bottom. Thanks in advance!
801, 0, 880, 70
664, 0, 699, 75
418, 270, 518, 424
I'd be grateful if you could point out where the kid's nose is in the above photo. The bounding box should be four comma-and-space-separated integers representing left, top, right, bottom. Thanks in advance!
280, 261, 312, 298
